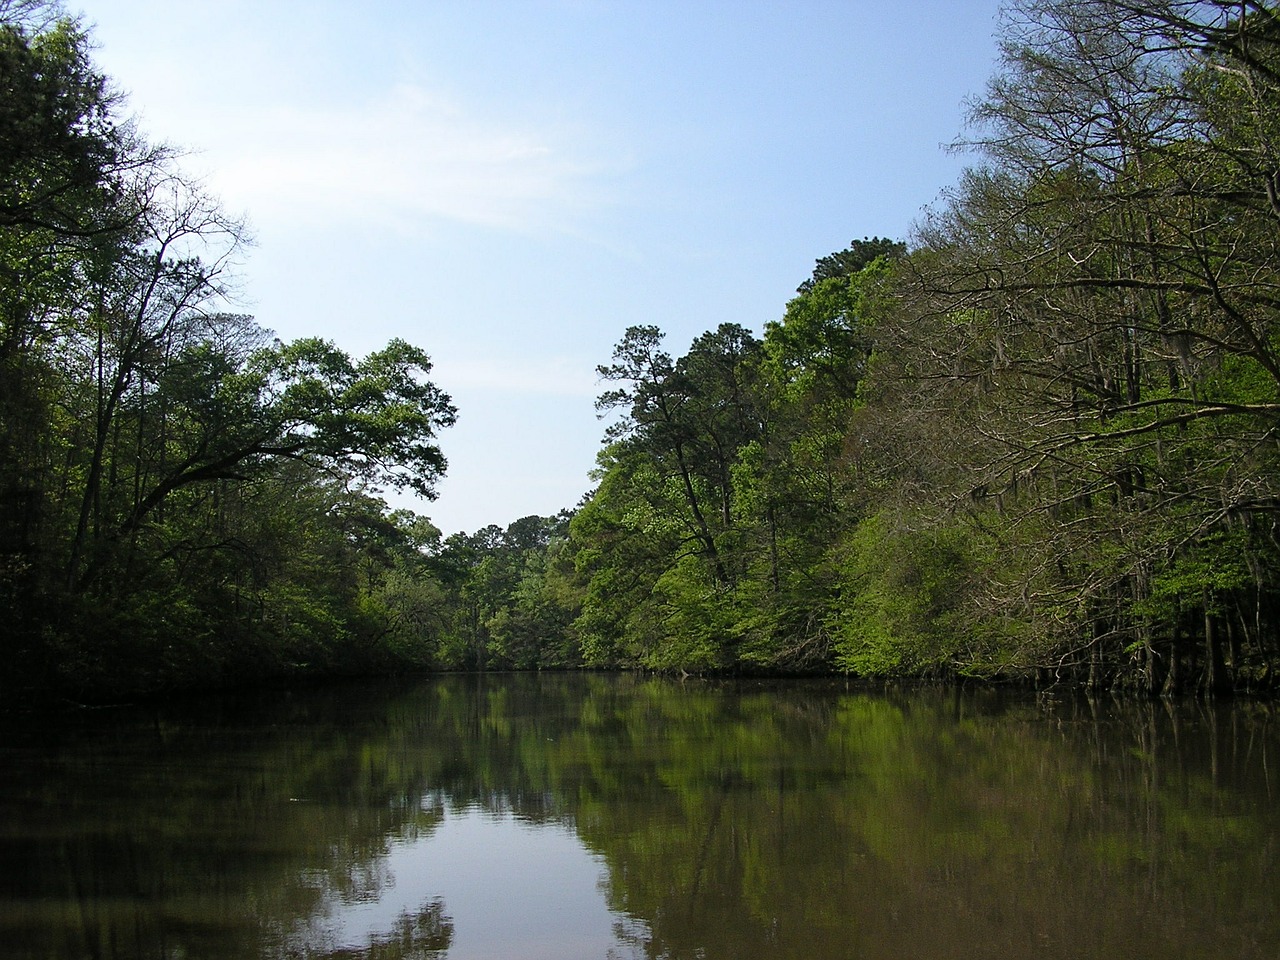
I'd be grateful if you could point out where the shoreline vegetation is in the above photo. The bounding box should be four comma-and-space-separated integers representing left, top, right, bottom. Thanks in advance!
5, 0, 1280, 705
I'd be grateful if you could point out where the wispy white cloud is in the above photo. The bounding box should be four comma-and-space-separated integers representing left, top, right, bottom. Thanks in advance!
441, 353, 600, 398
204, 83, 612, 234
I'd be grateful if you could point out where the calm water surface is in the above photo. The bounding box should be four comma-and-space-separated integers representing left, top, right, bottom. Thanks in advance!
0, 674, 1276, 959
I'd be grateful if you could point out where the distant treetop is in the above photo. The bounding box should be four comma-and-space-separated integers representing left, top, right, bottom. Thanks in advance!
799, 236, 906, 293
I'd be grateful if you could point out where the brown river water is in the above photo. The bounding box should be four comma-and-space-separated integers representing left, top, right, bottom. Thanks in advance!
1, 673, 1276, 959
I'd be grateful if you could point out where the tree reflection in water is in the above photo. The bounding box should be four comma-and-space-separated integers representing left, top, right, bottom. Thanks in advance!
0, 675, 1276, 960
289, 899, 453, 960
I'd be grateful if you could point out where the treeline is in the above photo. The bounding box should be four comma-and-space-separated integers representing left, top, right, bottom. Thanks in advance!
443, 0, 1280, 695
7, 0, 1280, 700
0, 3, 460, 698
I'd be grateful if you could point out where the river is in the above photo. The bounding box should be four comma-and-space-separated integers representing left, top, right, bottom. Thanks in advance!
0, 673, 1276, 959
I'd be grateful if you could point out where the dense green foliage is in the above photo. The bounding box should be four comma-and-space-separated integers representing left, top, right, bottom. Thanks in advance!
6, 0, 1280, 699
0, 4, 459, 698
494, 0, 1280, 693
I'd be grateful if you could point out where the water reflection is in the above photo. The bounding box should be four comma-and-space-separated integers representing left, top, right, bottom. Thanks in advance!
293, 807, 622, 960
291, 898, 452, 960
0, 675, 1276, 959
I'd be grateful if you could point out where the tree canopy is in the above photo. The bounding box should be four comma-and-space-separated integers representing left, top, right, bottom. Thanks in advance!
7, 0, 1280, 700
1, 3, 457, 699
508, 0, 1280, 694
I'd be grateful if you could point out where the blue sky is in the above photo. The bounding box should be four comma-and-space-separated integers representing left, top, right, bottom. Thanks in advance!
78, 0, 1003, 536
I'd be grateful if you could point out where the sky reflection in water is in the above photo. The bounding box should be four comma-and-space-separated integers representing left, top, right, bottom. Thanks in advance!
310, 806, 629, 960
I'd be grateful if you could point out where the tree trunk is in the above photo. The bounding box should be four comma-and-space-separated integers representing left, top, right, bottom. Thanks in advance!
673, 441, 729, 586
1203, 604, 1228, 697
1161, 632, 1181, 698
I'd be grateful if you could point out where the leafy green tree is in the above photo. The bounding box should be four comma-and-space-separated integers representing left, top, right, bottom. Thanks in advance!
426, 513, 580, 670
797, 236, 905, 293
0, 5, 464, 698
571, 445, 679, 667
721, 255, 902, 669
0, 3, 153, 654
63, 327, 456, 596
580, 324, 774, 669
596, 325, 733, 586
0, 4, 138, 238
885, 0, 1280, 690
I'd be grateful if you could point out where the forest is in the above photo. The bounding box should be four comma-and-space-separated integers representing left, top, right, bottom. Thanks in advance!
3, 0, 1280, 701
